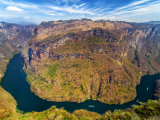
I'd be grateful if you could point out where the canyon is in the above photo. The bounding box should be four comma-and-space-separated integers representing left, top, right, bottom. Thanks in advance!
1, 19, 160, 119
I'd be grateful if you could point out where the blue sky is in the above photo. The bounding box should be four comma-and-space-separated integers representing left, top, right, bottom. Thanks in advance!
0, 0, 160, 24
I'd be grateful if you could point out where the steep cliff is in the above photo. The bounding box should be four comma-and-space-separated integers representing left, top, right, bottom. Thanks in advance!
22, 19, 142, 104
23, 19, 160, 104
0, 22, 35, 45
154, 80, 160, 99
0, 22, 35, 81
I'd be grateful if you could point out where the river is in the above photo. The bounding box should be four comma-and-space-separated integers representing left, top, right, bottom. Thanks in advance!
0, 53, 160, 114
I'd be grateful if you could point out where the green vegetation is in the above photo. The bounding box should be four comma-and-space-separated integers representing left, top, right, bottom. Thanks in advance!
12, 50, 19, 56
122, 58, 140, 87
56, 36, 107, 54
27, 53, 137, 104
154, 80, 160, 99
0, 86, 17, 119
119, 36, 128, 44
16, 109, 24, 114
85, 36, 106, 44
148, 61, 158, 73
47, 64, 59, 79
0, 44, 4, 48
119, 40, 123, 44
18, 45, 23, 49
2, 99, 160, 120
155, 49, 160, 65
145, 54, 149, 59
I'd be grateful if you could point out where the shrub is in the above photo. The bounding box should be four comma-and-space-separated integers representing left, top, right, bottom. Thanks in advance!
47, 64, 59, 79
16, 109, 24, 114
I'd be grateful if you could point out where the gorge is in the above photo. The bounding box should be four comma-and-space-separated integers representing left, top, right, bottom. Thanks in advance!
1, 19, 160, 119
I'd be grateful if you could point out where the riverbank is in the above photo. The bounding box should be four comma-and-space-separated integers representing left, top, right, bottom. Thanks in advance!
2, 100, 160, 120
1, 53, 160, 119
1, 53, 160, 112
0, 52, 20, 119
0, 49, 20, 83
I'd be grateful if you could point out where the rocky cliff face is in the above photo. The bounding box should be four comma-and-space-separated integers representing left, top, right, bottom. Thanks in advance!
0, 22, 35, 46
27, 21, 160, 75
33, 20, 131, 42
22, 19, 143, 104
127, 24, 160, 75
0, 22, 35, 81
20, 19, 160, 104
154, 80, 160, 99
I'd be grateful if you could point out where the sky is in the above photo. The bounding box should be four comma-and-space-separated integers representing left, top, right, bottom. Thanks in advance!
0, 0, 160, 24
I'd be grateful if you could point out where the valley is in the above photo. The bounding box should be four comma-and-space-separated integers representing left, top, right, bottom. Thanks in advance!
1, 19, 160, 119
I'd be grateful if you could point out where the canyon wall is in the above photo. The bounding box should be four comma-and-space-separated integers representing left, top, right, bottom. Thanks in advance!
22, 19, 160, 104
0, 22, 35, 81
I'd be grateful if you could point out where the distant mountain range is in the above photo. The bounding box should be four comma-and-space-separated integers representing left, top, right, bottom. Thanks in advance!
144, 21, 160, 24
16, 21, 37, 25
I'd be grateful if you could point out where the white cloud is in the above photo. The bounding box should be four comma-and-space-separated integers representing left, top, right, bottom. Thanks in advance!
5, 6, 24, 12
89, 0, 160, 22
94, 0, 160, 20
73, 3, 86, 8
49, 5, 95, 15
56, 0, 80, 4
0, 0, 38, 9
112, 0, 150, 12
47, 13, 56, 16
1, 0, 94, 15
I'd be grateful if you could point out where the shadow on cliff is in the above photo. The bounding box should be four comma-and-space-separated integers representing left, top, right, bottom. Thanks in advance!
28, 48, 33, 65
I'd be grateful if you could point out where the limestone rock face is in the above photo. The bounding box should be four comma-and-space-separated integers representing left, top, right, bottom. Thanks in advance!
0, 22, 35, 46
